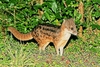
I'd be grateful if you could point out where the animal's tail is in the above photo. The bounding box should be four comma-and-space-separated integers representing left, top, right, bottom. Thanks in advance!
8, 27, 33, 41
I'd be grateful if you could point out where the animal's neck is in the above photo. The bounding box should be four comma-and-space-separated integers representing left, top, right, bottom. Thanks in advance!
61, 29, 71, 40
60, 22, 72, 40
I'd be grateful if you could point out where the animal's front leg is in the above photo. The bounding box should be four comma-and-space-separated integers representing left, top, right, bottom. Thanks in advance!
55, 46, 60, 56
59, 46, 64, 56
54, 44, 63, 56
55, 46, 64, 56
59, 40, 68, 56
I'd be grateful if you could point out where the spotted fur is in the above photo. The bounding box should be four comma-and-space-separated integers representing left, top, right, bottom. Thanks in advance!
8, 18, 77, 56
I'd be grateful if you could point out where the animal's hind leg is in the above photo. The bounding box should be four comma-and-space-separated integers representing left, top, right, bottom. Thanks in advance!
38, 42, 50, 55
42, 42, 50, 50
39, 42, 50, 51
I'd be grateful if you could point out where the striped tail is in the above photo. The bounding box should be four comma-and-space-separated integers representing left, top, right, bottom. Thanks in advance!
8, 27, 33, 41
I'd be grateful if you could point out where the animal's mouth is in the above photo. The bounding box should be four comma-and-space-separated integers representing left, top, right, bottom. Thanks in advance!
74, 33, 77, 36
72, 32, 77, 36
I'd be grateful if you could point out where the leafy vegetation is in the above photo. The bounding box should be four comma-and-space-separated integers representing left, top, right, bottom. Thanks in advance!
0, 0, 100, 67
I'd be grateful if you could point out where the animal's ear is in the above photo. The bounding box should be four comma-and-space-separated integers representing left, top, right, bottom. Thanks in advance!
63, 18, 74, 22
63, 19, 66, 24
70, 18, 74, 21
63, 19, 65, 23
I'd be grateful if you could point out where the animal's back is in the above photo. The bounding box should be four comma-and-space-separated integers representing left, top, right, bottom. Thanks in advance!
31, 24, 61, 44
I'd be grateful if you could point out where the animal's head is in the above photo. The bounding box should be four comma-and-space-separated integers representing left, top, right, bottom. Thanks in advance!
62, 18, 77, 36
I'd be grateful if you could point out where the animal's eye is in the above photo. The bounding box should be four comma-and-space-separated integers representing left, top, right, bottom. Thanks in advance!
71, 27, 73, 30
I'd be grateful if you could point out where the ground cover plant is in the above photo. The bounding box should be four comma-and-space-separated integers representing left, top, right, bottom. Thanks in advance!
0, 0, 100, 67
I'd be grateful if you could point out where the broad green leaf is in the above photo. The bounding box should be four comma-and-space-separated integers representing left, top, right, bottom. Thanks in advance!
52, 19, 61, 25
65, 0, 73, 5
44, 11, 50, 21
94, 11, 100, 18
51, 1, 57, 13
92, 0, 100, 4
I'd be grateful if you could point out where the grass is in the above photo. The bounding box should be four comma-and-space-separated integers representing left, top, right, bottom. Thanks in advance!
0, 28, 100, 67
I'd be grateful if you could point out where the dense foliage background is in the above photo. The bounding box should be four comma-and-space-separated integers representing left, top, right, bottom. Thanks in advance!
0, 0, 100, 67
0, 0, 100, 32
